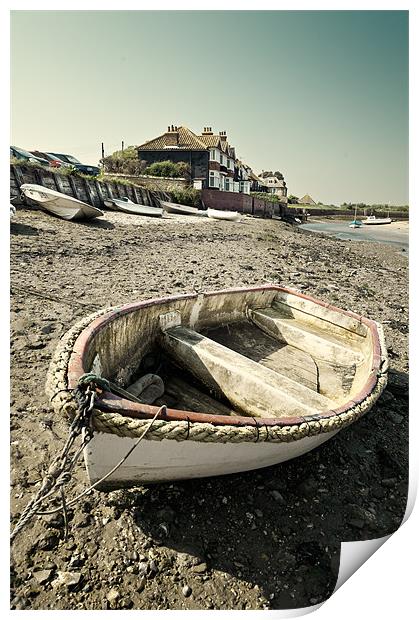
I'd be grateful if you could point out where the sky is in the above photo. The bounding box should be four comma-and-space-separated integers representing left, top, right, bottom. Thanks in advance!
10, 10, 409, 205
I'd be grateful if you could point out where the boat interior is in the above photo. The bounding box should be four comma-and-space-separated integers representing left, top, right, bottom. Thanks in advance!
85, 288, 375, 420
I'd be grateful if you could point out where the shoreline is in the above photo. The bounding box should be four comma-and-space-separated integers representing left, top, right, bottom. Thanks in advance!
307, 216, 409, 233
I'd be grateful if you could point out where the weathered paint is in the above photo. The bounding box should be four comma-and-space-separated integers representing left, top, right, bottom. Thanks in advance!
84, 428, 339, 489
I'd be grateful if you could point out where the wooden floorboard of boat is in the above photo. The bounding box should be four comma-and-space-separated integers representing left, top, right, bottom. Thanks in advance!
204, 322, 319, 392
249, 307, 364, 366
164, 375, 241, 417
161, 326, 335, 418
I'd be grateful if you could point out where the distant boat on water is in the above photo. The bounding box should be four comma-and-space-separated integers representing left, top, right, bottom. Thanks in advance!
349, 207, 363, 229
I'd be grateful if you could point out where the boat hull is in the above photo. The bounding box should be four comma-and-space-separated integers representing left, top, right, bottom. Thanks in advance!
160, 201, 200, 215
104, 198, 163, 217
84, 429, 337, 488
363, 218, 392, 225
207, 208, 241, 222
20, 184, 103, 220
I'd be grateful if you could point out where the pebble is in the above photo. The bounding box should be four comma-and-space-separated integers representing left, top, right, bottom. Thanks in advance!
182, 585, 192, 597
52, 571, 82, 588
106, 588, 120, 604
138, 562, 148, 577
388, 412, 403, 424
32, 569, 53, 585
271, 490, 286, 505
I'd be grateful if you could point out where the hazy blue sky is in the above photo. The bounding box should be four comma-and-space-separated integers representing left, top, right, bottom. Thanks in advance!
11, 10, 408, 205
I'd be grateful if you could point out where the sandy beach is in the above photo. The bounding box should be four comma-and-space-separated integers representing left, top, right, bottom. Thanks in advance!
10, 206, 408, 610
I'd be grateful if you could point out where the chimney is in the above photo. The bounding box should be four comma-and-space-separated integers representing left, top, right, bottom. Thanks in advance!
165, 124, 179, 146
202, 126, 213, 135
219, 130, 227, 141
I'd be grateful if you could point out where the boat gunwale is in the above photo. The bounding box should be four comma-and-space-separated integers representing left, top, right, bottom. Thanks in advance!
66, 285, 383, 428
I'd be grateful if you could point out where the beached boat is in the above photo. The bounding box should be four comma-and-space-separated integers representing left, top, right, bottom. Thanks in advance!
47, 285, 387, 489
104, 197, 163, 217
160, 200, 200, 216
20, 184, 103, 221
362, 215, 392, 225
10, 203, 16, 219
207, 208, 241, 222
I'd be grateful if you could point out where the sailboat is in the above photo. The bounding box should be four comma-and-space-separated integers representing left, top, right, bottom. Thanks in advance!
349, 206, 363, 229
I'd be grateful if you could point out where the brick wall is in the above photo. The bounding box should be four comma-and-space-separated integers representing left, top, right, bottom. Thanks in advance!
201, 189, 278, 218
201, 189, 253, 213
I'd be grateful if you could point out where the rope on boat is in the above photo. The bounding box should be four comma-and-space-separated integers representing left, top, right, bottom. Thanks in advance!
11, 380, 96, 542
45, 306, 389, 444
36, 405, 166, 517
11, 373, 165, 543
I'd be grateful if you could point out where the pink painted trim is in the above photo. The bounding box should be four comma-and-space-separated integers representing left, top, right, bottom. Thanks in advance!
67, 285, 384, 429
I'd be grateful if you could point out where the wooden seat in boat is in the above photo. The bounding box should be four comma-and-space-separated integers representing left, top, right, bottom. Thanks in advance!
161, 325, 335, 419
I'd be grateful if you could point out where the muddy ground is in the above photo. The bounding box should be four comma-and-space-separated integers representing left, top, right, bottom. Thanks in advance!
10, 207, 408, 610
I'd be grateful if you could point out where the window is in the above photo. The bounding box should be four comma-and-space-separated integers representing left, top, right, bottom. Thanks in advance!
210, 150, 216, 161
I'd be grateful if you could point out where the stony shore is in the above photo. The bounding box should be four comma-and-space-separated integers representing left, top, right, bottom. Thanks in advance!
10, 207, 408, 610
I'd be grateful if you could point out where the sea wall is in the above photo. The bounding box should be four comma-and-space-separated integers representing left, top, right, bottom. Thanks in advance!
10, 164, 168, 208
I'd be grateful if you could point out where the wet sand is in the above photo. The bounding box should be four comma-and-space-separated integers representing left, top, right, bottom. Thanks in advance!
10, 206, 408, 610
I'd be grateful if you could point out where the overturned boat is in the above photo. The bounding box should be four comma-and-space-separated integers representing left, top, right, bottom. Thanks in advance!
104, 196, 163, 217
20, 184, 103, 221
207, 208, 241, 222
160, 200, 200, 216
47, 285, 388, 489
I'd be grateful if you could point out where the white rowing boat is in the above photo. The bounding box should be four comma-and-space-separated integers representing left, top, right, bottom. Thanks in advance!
104, 197, 163, 217
160, 200, 200, 216
20, 184, 103, 221
207, 208, 241, 222
47, 285, 387, 489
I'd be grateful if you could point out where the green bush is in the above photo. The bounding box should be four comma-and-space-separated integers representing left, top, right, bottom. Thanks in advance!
169, 186, 202, 208
100, 154, 145, 176
143, 160, 191, 179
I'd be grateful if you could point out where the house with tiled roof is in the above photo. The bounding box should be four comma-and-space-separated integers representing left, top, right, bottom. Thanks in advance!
137, 125, 251, 194
259, 175, 288, 203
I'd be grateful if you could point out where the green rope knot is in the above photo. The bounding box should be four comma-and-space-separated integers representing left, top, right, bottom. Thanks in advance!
77, 373, 111, 392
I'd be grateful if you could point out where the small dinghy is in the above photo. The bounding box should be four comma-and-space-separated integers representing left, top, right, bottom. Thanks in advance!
47, 285, 387, 489
104, 196, 163, 217
160, 200, 200, 216
20, 184, 103, 221
207, 208, 241, 222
